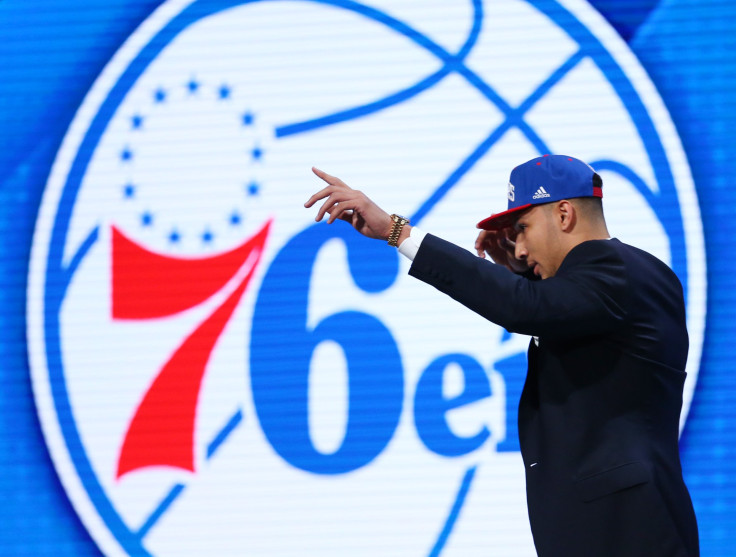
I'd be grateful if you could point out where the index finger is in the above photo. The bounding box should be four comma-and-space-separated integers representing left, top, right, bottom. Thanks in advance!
312, 166, 340, 186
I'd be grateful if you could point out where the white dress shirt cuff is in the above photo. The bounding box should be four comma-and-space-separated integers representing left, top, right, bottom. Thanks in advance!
397, 226, 426, 261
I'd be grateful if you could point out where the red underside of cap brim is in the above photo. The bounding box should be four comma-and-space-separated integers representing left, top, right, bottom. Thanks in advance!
476, 203, 533, 230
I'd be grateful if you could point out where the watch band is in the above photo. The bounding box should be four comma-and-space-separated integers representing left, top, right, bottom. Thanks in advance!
387, 214, 410, 247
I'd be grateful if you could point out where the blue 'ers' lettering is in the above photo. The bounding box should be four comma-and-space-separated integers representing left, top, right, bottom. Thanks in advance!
414, 353, 492, 456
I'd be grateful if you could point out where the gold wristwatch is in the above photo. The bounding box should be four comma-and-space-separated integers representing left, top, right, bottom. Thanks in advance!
387, 214, 410, 247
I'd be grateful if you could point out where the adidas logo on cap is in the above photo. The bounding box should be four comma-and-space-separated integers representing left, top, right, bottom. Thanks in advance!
532, 186, 550, 199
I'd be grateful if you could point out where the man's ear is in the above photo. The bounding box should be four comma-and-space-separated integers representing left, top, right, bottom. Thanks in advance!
557, 200, 575, 231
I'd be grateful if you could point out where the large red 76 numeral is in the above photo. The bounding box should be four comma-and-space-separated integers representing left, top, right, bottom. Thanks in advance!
112, 220, 271, 479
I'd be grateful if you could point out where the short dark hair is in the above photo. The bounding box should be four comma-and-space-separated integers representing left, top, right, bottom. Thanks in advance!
573, 196, 603, 217
572, 174, 604, 220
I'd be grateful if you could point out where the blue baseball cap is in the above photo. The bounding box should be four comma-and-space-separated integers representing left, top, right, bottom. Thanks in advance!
476, 154, 603, 230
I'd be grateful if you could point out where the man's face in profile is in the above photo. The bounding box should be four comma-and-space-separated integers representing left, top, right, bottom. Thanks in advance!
512, 204, 562, 279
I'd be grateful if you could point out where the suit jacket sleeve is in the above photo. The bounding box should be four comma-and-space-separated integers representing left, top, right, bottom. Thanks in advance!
408, 234, 629, 340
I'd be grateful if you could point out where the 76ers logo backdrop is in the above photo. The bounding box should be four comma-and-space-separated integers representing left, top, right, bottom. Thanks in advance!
27, 0, 706, 555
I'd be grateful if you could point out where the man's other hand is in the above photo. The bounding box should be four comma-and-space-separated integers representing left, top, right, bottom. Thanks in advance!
475, 228, 530, 274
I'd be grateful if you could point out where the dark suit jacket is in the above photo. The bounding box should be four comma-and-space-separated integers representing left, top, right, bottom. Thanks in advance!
409, 234, 699, 557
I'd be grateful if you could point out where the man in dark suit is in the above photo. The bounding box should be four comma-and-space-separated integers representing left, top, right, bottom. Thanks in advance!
305, 155, 699, 556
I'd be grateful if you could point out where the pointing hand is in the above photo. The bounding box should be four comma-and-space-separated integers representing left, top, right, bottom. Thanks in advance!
305, 167, 395, 241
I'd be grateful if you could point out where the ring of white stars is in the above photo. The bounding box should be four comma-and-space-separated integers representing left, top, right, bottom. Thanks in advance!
117, 75, 266, 252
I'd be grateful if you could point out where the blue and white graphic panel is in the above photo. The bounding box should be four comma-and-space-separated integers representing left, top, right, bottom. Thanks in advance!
26, 0, 705, 555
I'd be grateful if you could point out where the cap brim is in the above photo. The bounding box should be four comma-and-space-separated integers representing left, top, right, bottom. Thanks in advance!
476, 203, 532, 230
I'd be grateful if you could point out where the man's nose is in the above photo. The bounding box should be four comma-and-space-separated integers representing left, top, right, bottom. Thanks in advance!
515, 241, 527, 261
